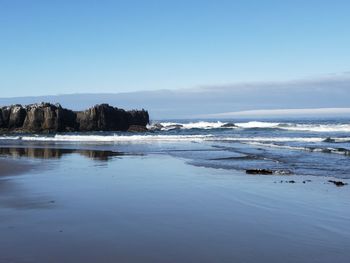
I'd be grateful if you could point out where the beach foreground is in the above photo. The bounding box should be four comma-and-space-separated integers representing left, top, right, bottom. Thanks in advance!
0, 148, 349, 263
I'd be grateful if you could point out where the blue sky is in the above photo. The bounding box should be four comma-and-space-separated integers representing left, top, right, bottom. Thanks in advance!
0, 0, 349, 97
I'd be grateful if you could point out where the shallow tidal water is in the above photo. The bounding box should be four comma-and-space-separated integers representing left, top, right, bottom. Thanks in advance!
1, 118, 350, 178
0, 148, 349, 263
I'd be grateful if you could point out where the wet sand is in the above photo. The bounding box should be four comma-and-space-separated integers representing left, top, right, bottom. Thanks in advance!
0, 149, 349, 263
0, 158, 35, 177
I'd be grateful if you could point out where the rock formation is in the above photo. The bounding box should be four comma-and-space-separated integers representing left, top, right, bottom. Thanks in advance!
23, 103, 76, 132
0, 103, 149, 133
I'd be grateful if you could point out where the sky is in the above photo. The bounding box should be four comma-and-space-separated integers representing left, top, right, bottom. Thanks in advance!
0, 0, 349, 97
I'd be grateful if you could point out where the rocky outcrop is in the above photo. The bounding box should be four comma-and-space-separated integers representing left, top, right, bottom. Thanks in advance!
76, 104, 149, 131
127, 125, 148, 132
0, 105, 27, 129
23, 103, 76, 132
0, 102, 149, 133
76, 104, 129, 131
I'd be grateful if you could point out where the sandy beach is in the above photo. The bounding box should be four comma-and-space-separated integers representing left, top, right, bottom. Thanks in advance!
0, 147, 349, 263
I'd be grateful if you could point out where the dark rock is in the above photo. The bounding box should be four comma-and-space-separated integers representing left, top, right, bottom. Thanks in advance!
6, 105, 27, 129
288, 180, 296, 183
328, 180, 348, 187
246, 169, 293, 175
127, 125, 148, 132
221, 122, 237, 128
76, 104, 127, 131
0, 102, 149, 133
0, 106, 11, 128
23, 103, 76, 132
246, 169, 273, 175
323, 137, 335, 143
76, 104, 149, 131
126, 109, 149, 127
0, 108, 5, 128
164, 124, 183, 130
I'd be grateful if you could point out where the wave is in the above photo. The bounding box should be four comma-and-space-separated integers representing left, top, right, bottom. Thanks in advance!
323, 137, 350, 143
147, 121, 350, 132
278, 123, 350, 133
154, 121, 226, 130
0, 136, 21, 140
247, 142, 350, 156
234, 121, 280, 129
217, 137, 325, 143
152, 121, 271, 130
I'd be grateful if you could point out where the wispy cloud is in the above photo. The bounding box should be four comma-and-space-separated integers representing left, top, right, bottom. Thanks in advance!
201, 108, 350, 118
1, 72, 350, 119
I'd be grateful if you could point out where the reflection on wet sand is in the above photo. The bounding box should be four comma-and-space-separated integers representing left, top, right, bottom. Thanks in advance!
0, 147, 123, 161
0, 178, 55, 210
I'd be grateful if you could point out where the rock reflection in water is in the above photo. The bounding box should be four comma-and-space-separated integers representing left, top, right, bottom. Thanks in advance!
0, 147, 123, 161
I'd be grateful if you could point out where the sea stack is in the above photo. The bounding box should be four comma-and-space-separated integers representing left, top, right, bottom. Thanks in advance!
0, 103, 149, 133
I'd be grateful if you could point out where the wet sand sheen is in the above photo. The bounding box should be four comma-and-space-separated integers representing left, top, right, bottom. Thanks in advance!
0, 158, 35, 177
0, 152, 349, 263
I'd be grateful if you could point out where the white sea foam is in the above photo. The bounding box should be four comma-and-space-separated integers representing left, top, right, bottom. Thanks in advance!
235, 121, 350, 132
234, 121, 280, 129
0, 136, 21, 140
247, 142, 307, 151
278, 124, 350, 132
217, 137, 325, 143
15, 134, 213, 142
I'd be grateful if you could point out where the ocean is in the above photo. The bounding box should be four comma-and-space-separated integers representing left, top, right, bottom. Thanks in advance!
1, 118, 349, 179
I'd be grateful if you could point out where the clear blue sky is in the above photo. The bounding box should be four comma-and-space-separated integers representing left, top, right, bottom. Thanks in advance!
0, 0, 349, 97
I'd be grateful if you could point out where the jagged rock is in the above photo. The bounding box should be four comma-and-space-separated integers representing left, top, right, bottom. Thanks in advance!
127, 125, 148, 132
323, 137, 335, 143
77, 104, 128, 131
0, 108, 6, 128
0, 102, 149, 133
23, 103, 76, 132
76, 104, 149, 131
221, 122, 237, 128
126, 110, 149, 127
246, 169, 293, 175
0, 105, 27, 129
246, 169, 273, 175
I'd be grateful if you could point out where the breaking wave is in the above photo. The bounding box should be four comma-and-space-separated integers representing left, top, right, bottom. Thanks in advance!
147, 121, 350, 133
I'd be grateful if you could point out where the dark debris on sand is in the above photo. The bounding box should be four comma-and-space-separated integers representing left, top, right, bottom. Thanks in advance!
246, 169, 273, 175
328, 180, 348, 187
246, 169, 293, 175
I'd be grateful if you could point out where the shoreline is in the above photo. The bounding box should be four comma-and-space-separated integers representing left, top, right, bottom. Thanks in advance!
0, 145, 348, 188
